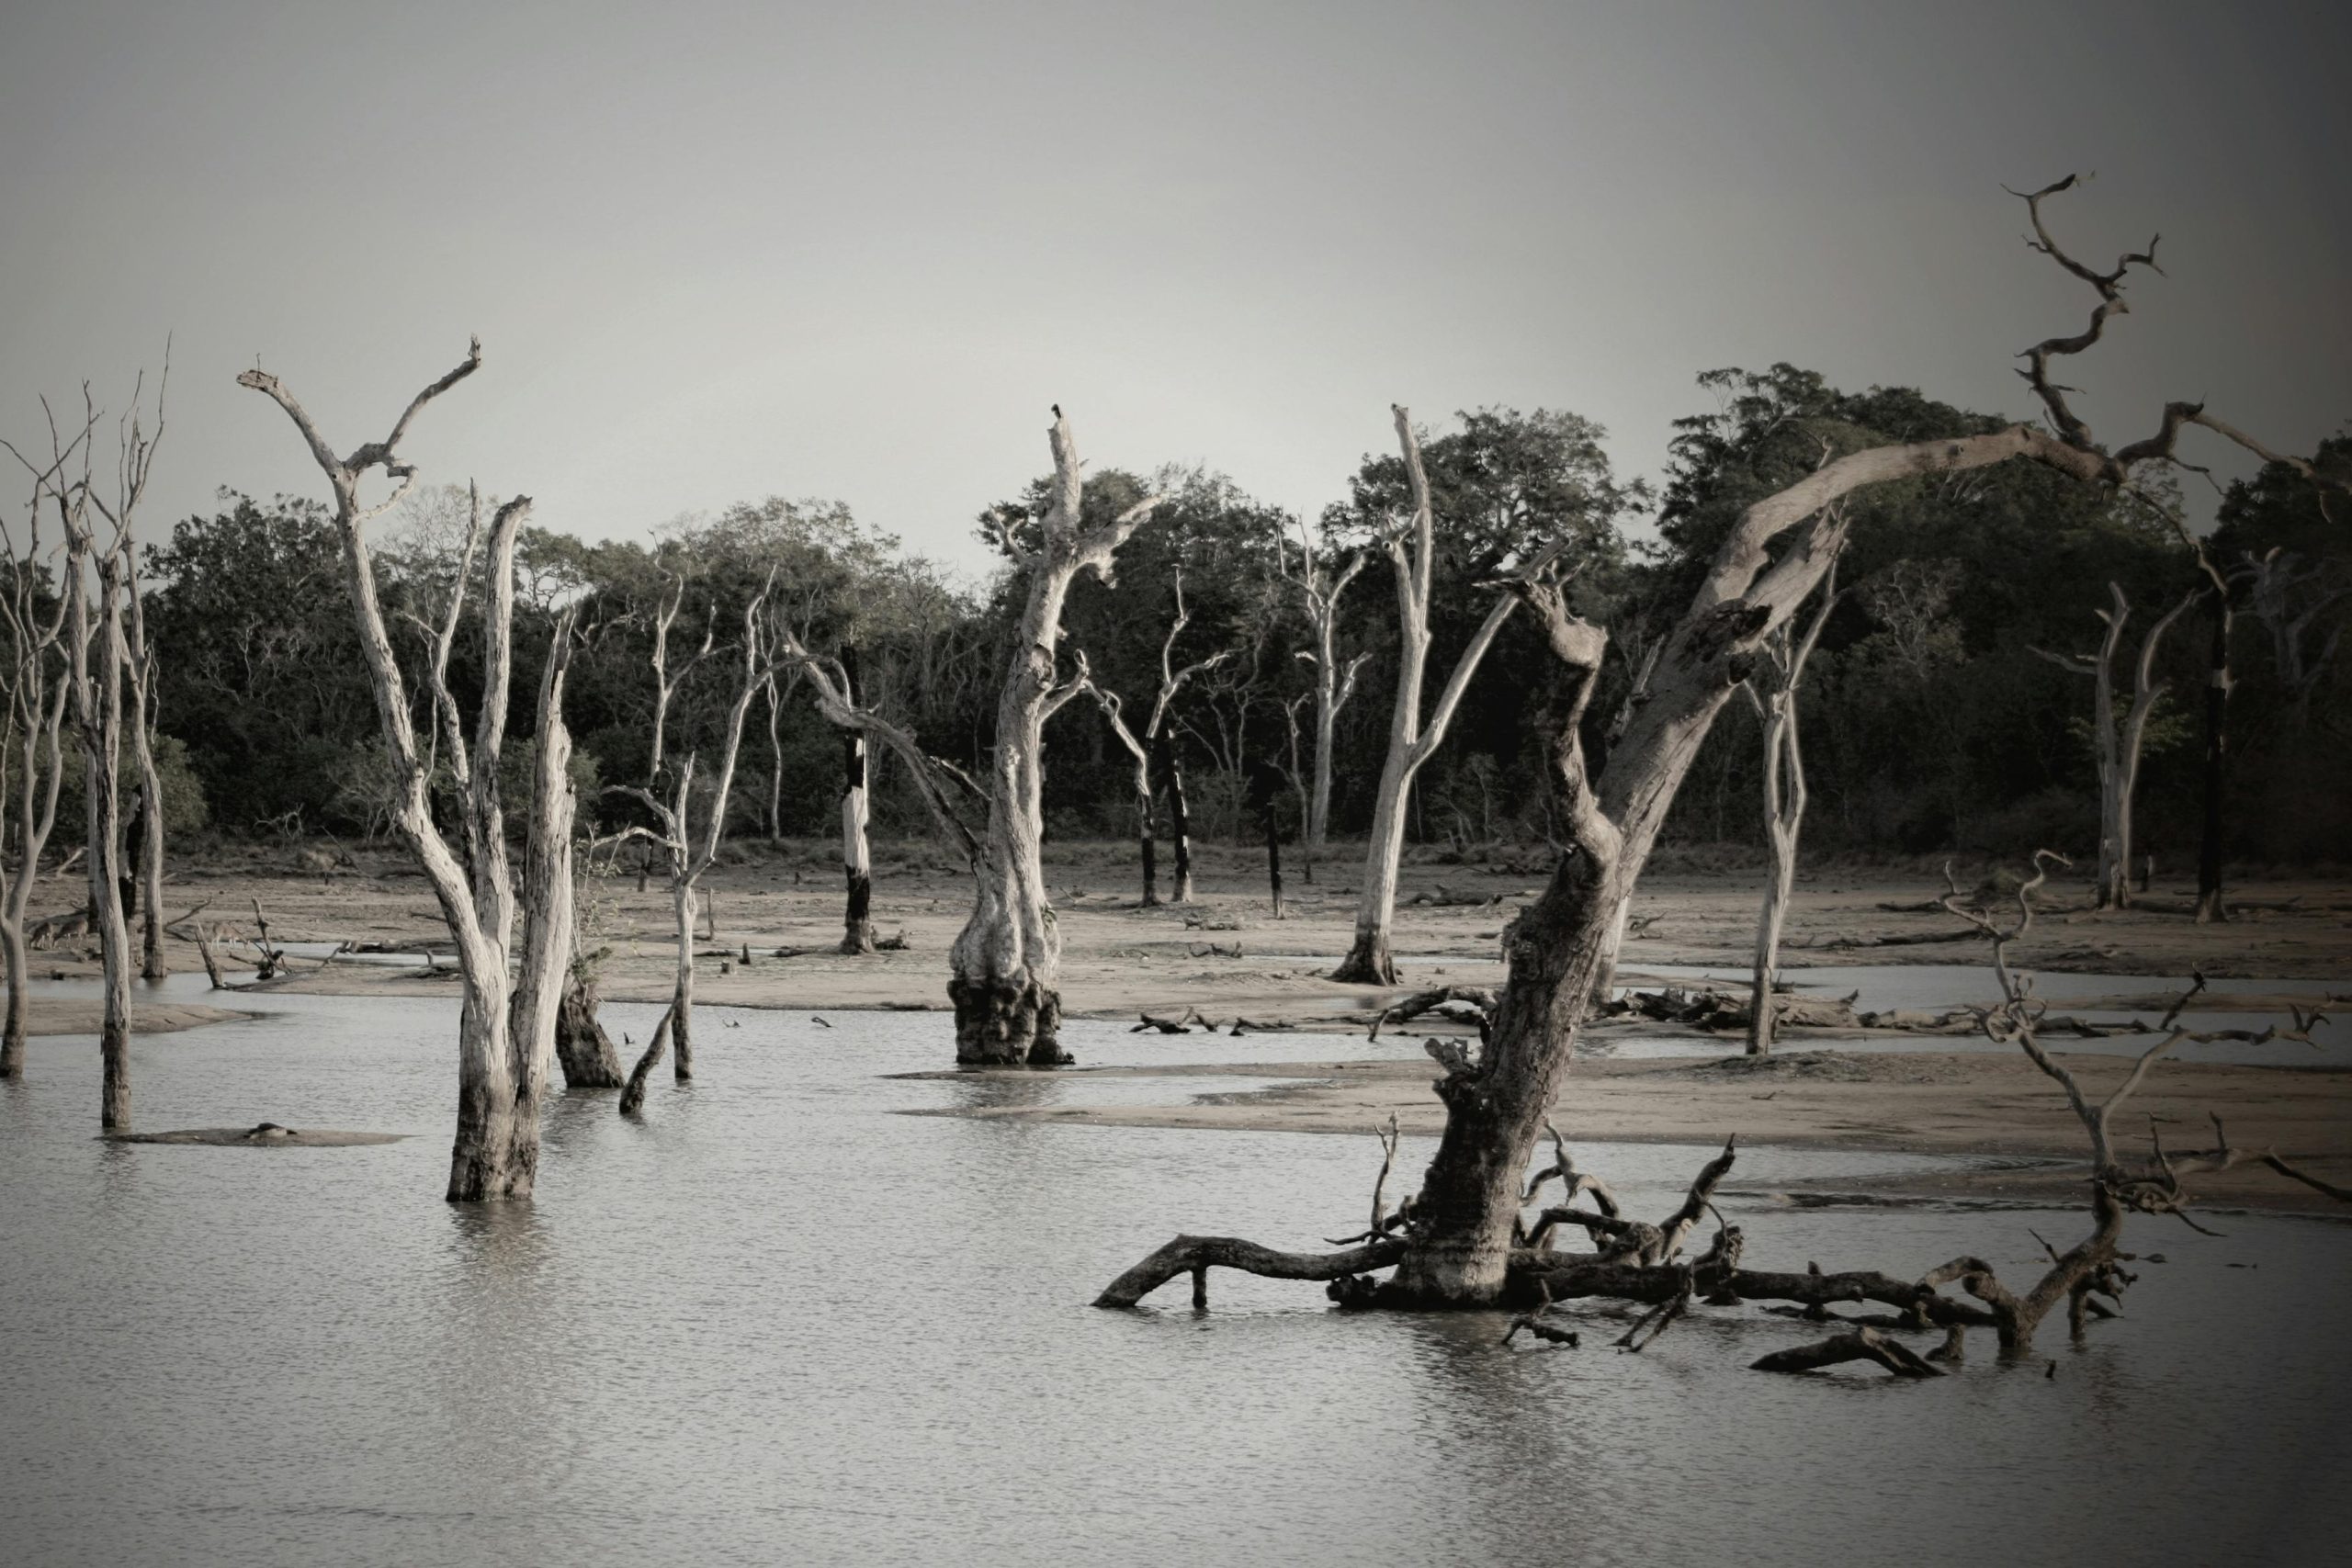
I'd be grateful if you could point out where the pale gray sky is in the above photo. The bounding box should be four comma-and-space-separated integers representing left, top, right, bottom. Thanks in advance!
5, 0, 2346, 572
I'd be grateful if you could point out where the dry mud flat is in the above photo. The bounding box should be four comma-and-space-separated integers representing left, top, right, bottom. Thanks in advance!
36, 841, 2352, 1209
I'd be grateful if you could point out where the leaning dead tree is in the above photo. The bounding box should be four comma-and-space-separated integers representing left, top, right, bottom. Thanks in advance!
1277, 515, 1370, 874
1101, 175, 2352, 1313
1080, 567, 1228, 907
771, 622, 987, 895
944, 411, 1159, 1065
240, 341, 580, 1201
0, 445, 74, 1080
1742, 544, 1844, 1055
2034, 581, 2196, 909
604, 579, 774, 1096
1335, 408, 1546, 985
1104, 854, 2346, 1363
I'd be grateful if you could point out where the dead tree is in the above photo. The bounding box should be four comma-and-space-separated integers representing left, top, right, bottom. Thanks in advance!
605, 581, 774, 1091
834, 645, 876, 953
1743, 547, 1843, 1055
14, 381, 161, 1129
1335, 408, 1546, 985
2033, 581, 2196, 909
1106, 853, 2346, 1357
1100, 175, 2352, 1310
945, 411, 1159, 1065
117, 524, 168, 979
770, 623, 986, 895
2238, 547, 2345, 718
1080, 567, 1228, 907
1277, 516, 1370, 872
240, 341, 579, 1201
0, 450, 73, 1079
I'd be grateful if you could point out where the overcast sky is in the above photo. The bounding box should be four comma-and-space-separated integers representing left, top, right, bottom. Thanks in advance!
5, 0, 2346, 574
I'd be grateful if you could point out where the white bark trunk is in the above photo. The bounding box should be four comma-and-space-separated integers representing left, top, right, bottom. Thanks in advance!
947, 412, 1159, 1065
241, 344, 571, 1200
1336, 407, 1523, 986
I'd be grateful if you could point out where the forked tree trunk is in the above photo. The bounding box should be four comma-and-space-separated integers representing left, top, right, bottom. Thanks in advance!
947, 412, 1159, 1066
1392, 427, 2080, 1303
242, 344, 576, 1201
1335, 407, 1530, 986
839, 646, 876, 953
1081, 570, 1225, 908
2037, 583, 2193, 910
1746, 564, 1838, 1055
0, 936, 28, 1079
1280, 519, 1369, 862
65, 513, 136, 1129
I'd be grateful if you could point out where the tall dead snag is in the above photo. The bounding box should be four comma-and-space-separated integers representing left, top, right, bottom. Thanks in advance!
606, 580, 773, 1091
1743, 548, 1844, 1055
1080, 568, 1228, 907
835, 645, 876, 953
0, 449, 74, 1079
17, 383, 160, 1129
1335, 408, 1540, 985
2034, 581, 2196, 909
947, 411, 1159, 1065
240, 342, 577, 1201
1102, 175, 2352, 1310
118, 528, 168, 978
1278, 517, 1370, 877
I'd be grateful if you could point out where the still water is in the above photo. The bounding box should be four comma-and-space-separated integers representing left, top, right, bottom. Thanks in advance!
3, 981, 2347, 1566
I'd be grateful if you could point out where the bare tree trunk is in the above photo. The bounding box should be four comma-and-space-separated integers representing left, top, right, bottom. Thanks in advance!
1746, 560, 1840, 1055
0, 545, 68, 1081
554, 968, 624, 1089
2195, 583, 2233, 923
839, 646, 876, 953
1280, 519, 1368, 863
2036, 583, 2193, 910
1079, 570, 1225, 908
122, 561, 168, 979
672, 877, 696, 1079
1159, 731, 1196, 905
241, 343, 575, 1201
947, 412, 1159, 1066
0, 935, 28, 1079
764, 673, 786, 842
1335, 407, 1531, 985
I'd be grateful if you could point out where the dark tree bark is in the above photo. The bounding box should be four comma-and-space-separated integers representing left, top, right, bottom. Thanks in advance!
554, 968, 624, 1089
839, 644, 876, 954
2195, 584, 2233, 923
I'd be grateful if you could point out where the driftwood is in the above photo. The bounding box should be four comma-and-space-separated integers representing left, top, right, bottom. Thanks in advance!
1752, 1325, 1944, 1378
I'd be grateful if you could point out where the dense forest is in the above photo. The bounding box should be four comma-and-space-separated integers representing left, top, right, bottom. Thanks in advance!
138, 364, 2347, 872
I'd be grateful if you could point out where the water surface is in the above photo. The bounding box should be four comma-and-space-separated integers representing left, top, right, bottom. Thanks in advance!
3, 983, 2346, 1566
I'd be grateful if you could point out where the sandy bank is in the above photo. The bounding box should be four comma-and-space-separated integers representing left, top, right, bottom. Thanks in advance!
926, 1049, 2352, 1214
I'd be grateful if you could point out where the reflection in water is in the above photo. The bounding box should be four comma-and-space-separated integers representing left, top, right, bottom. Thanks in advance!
2, 986, 2347, 1566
